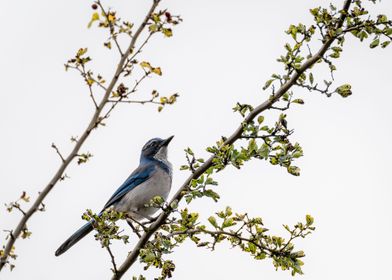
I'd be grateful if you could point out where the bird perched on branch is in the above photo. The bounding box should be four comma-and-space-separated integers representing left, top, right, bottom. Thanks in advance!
55, 136, 174, 256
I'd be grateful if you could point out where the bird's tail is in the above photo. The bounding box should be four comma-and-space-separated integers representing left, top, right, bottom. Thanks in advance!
55, 221, 94, 256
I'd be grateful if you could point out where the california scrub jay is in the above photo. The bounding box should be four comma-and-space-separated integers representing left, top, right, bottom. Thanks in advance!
55, 136, 174, 256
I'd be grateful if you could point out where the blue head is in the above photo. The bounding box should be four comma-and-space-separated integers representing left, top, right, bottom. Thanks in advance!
140, 136, 174, 162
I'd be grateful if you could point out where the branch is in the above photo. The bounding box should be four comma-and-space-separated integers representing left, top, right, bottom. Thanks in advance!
162, 228, 276, 254
101, 72, 151, 121
81, 64, 99, 108
123, 33, 154, 73
96, 0, 124, 57
108, 99, 161, 105
51, 143, 65, 163
112, 1, 352, 279
341, 20, 392, 34
0, 0, 161, 271
106, 246, 118, 275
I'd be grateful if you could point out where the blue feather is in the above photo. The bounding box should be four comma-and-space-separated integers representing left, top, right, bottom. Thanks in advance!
55, 221, 94, 256
101, 163, 155, 210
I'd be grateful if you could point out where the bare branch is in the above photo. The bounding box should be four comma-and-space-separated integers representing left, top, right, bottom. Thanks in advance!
96, 0, 124, 57
0, 0, 161, 271
123, 33, 154, 73
106, 246, 118, 275
295, 81, 334, 97
108, 99, 161, 105
101, 72, 150, 121
82, 65, 99, 109
66, 64, 108, 92
51, 143, 65, 163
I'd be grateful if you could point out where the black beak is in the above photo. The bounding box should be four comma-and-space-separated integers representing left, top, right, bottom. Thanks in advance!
161, 135, 174, 147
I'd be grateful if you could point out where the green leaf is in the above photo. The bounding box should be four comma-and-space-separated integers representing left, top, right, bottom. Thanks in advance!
292, 151, 303, 158
292, 99, 304, 105
257, 115, 264, 124
180, 165, 189, 170
309, 72, 314, 84
185, 147, 194, 156
358, 30, 368, 41
149, 24, 158, 32
263, 79, 274, 90
222, 217, 235, 228
152, 67, 162, 76
204, 189, 220, 202
292, 250, 305, 258
381, 41, 391, 48
255, 252, 267, 260
335, 84, 352, 98
152, 13, 160, 23
225, 206, 233, 216
87, 12, 100, 28
385, 28, 392, 36
162, 28, 173, 37
258, 143, 270, 159
140, 61, 152, 69
248, 242, 257, 254
370, 38, 380, 49
306, 214, 314, 225
77, 48, 88, 57
208, 216, 218, 228
185, 196, 192, 204
269, 156, 278, 165
288, 165, 301, 176
144, 252, 156, 262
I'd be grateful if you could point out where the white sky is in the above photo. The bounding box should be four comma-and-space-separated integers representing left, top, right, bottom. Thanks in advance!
1, 0, 392, 279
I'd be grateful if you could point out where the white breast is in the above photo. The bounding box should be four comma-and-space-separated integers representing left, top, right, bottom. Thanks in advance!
114, 167, 172, 220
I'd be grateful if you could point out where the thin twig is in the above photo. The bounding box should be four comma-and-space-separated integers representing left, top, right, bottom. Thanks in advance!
160, 228, 280, 257
126, 221, 142, 238
51, 143, 65, 163
12, 204, 26, 216
123, 33, 154, 73
87, 84, 99, 108
106, 246, 119, 275
295, 81, 334, 97
341, 20, 392, 35
108, 99, 161, 105
101, 72, 150, 121
240, 132, 292, 140
270, 105, 290, 111
81, 64, 99, 108
67, 64, 108, 92
97, 0, 124, 57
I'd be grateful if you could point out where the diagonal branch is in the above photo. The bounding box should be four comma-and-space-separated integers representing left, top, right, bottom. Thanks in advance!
0, 0, 161, 271
112, 1, 352, 279
106, 246, 119, 275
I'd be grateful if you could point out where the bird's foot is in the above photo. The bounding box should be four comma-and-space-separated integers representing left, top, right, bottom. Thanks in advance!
141, 215, 158, 225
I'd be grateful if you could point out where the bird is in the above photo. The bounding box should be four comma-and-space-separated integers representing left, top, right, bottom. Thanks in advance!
55, 136, 174, 256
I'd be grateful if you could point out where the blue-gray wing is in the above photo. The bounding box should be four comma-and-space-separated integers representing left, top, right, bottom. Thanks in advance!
101, 164, 156, 211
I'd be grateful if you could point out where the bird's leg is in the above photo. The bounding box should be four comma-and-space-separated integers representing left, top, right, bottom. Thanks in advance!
129, 210, 158, 225
141, 215, 158, 225
125, 212, 150, 233
126, 218, 142, 238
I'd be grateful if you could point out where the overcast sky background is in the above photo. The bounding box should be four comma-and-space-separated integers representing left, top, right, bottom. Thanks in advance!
1, 0, 392, 279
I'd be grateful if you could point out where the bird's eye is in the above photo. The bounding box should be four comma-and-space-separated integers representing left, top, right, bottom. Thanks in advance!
143, 139, 160, 151
148, 141, 157, 148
